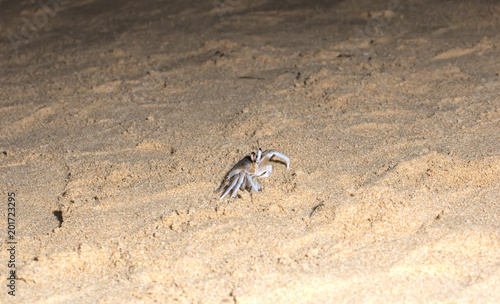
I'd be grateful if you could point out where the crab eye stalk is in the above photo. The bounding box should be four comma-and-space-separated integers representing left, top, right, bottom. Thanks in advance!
250, 152, 256, 162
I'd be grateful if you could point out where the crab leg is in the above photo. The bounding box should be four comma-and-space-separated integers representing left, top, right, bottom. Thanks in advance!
220, 176, 239, 199
214, 180, 228, 193
227, 168, 242, 180
246, 174, 260, 192
231, 174, 246, 198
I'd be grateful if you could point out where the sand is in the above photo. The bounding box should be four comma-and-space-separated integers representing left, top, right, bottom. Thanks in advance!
1, 0, 499, 303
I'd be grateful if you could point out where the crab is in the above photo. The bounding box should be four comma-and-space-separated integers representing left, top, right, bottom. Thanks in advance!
215, 149, 290, 199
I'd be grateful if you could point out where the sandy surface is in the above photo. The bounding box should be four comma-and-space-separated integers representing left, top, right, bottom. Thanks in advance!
1, 0, 500, 303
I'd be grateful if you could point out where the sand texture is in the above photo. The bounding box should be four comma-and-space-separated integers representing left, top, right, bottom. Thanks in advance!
1, 0, 500, 303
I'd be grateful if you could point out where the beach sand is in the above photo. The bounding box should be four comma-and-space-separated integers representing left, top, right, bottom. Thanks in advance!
1, 0, 499, 302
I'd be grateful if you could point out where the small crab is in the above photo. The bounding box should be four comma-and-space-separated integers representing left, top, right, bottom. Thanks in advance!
215, 149, 290, 199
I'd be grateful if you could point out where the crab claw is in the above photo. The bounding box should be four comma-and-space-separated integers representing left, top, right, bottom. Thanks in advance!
264, 150, 290, 169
